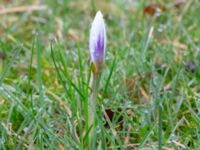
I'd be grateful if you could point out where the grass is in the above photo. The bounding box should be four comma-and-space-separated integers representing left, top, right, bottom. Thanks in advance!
0, 0, 200, 149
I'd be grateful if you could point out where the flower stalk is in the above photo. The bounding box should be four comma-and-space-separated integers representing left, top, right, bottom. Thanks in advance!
88, 72, 98, 130
88, 10, 106, 140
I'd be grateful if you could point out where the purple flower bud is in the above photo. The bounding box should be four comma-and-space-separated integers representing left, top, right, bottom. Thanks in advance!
89, 11, 106, 73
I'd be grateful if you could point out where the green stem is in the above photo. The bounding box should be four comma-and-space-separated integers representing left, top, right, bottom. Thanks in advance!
158, 103, 162, 150
88, 73, 98, 140
90, 0, 96, 15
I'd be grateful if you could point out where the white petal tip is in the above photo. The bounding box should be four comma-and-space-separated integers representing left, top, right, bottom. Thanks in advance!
96, 10, 103, 17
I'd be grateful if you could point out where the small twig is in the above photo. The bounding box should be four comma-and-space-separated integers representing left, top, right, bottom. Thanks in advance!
0, 5, 47, 15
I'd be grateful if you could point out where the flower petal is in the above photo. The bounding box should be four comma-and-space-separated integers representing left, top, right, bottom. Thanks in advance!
89, 11, 106, 72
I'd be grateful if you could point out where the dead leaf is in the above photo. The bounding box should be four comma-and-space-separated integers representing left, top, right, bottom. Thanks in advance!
174, 0, 186, 8
2, 0, 13, 3
140, 87, 149, 100
126, 74, 151, 104
124, 124, 132, 144
172, 41, 187, 50
0, 5, 47, 15
58, 144, 65, 150
0, 52, 6, 60
0, 28, 3, 37
126, 144, 139, 150
104, 108, 123, 127
185, 60, 196, 73
126, 75, 137, 100
163, 83, 171, 91
144, 3, 166, 16
67, 29, 79, 41
159, 39, 187, 64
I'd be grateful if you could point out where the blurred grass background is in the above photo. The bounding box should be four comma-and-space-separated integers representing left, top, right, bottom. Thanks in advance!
0, 0, 200, 149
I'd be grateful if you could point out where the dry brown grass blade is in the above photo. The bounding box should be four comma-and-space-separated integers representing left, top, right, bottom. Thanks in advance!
45, 89, 72, 117
1, 122, 29, 148
31, 82, 72, 117
0, 5, 47, 15
160, 39, 187, 50
102, 105, 117, 137
124, 124, 132, 145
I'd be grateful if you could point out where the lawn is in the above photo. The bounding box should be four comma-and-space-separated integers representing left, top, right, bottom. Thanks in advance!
0, 0, 200, 149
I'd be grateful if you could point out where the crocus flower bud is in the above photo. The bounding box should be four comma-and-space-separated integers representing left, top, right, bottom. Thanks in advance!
89, 11, 106, 74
